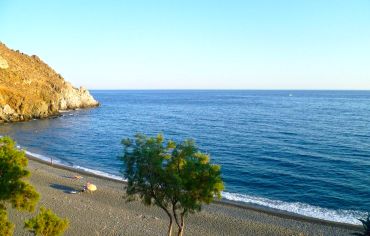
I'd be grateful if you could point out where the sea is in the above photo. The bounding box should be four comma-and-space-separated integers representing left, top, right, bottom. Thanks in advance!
1, 90, 369, 225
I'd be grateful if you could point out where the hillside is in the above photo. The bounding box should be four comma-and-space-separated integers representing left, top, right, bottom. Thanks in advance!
0, 43, 99, 122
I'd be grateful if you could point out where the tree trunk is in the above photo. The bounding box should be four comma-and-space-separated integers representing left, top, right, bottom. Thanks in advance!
155, 200, 173, 236
167, 216, 173, 236
178, 216, 185, 236
177, 226, 184, 236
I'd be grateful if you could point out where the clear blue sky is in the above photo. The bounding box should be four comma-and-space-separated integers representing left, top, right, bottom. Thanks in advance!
1, 1, 369, 89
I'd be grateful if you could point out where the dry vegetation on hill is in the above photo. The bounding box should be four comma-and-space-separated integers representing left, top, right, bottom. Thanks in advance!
0, 43, 98, 122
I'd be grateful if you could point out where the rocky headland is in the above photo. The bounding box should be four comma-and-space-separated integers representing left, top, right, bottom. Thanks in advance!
0, 42, 99, 122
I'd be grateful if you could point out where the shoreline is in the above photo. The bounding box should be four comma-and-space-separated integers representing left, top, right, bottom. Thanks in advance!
25, 153, 362, 233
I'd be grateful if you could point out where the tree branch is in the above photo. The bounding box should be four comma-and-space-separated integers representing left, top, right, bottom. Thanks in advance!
180, 208, 187, 226
150, 183, 172, 220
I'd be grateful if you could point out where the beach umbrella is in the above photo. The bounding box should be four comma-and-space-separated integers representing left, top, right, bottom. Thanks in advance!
86, 182, 97, 192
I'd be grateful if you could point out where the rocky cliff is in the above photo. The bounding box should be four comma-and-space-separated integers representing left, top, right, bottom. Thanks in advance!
0, 43, 99, 122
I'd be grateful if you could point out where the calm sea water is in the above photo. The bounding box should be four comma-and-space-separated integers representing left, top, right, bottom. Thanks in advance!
1, 90, 369, 224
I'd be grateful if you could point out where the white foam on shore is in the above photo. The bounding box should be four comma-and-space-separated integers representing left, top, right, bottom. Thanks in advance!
20, 147, 366, 226
222, 192, 365, 225
25, 150, 58, 163
72, 165, 124, 181
23, 149, 124, 181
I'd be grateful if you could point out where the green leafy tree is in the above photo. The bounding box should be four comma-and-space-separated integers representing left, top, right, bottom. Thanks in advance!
25, 207, 69, 236
121, 134, 224, 236
0, 136, 40, 233
0, 136, 70, 235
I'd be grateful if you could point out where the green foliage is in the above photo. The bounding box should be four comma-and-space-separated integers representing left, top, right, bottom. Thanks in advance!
353, 214, 370, 236
0, 136, 40, 212
0, 137, 68, 236
121, 134, 224, 235
24, 207, 69, 236
0, 136, 40, 235
0, 209, 14, 236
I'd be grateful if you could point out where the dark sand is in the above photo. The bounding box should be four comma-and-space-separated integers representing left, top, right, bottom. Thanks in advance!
7, 158, 362, 236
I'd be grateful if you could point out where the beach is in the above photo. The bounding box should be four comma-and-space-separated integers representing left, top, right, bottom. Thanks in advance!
2, 1, 369, 235
3, 90, 369, 226
7, 157, 362, 236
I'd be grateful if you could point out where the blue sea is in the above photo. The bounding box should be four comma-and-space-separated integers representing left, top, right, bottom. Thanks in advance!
1, 90, 369, 224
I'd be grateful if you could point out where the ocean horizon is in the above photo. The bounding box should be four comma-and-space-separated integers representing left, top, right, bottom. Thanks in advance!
1, 90, 369, 225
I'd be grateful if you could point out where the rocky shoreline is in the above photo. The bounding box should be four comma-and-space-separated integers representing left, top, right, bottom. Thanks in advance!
0, 42, 99, 123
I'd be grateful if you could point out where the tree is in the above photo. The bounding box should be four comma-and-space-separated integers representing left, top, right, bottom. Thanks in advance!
353, 214, 370, 236
24, 207, 69, 236
0, 136, 40, 233
121, 134, 224, 236
0, 136, 68, 236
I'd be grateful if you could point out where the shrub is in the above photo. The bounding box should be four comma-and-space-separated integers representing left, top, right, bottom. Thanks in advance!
24, 207, 69, 236
0, 209, 14, 236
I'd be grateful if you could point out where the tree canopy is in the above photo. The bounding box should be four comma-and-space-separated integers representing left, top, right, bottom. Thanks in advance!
0, 136, 40, 234
0, 136, 68, 236
0, 136, 40, 211
121, 134, 224, 236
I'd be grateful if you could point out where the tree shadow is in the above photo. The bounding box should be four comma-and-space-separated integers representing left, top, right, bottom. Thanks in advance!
49, 183, 79, 194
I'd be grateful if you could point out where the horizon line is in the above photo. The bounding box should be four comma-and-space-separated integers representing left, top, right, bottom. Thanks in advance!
88, 88, 370, 91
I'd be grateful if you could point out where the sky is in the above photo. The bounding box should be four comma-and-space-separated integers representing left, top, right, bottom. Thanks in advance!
0, 0, 369, 90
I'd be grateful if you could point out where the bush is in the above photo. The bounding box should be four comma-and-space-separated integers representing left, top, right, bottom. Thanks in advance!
0, 209, 14, 236
24, 207, 69, 236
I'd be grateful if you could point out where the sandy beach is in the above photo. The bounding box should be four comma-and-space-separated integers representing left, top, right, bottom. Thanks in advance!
7, 157, 362, 236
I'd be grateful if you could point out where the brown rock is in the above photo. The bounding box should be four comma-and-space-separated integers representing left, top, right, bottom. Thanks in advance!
0, 55, 8, 69
0, 42, 99, 122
